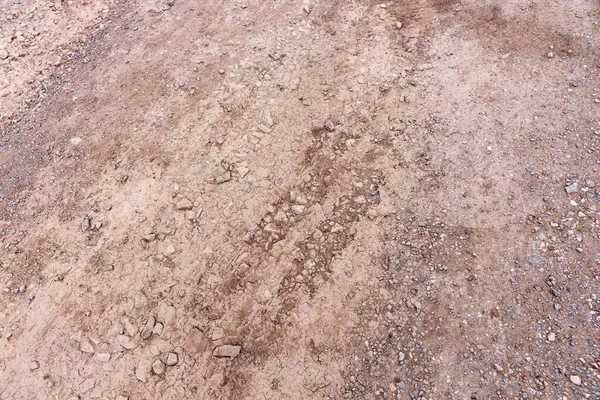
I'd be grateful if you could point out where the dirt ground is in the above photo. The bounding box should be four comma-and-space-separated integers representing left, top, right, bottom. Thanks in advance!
1, 0, 600, 399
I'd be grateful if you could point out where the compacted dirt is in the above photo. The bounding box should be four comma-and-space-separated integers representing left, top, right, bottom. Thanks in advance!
1, 0, 600, 399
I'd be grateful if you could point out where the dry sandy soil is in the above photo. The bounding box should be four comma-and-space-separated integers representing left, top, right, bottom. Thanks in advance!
1, 0, 600, 399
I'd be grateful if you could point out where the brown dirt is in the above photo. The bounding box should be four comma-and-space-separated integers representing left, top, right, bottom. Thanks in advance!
1, 0, 600, 399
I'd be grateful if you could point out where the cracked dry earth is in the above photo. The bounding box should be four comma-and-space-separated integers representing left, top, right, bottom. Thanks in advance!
2, 0, 600, 399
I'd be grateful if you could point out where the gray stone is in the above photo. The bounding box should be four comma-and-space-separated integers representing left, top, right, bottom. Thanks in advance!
215, 171, 231, 184
528, 255, 545, 265
325, 120, 335, 132
81, 216, 90, 232
94, 353, 111, 363
565, 184, 578, 194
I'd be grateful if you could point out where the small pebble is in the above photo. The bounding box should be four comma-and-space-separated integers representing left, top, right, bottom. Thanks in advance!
81, 216, 90, 232
565, 183, 578, 194
152, 360, 165, 375
325, 120, 335, 132
212, 326, 224, 341
213, 344, 242, 358
166, 352, 178, 366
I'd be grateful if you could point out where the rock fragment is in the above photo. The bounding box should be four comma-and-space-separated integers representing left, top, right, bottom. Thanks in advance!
257, 124, 272, 134
81, 216, 90, 232
153, 322, 164, 336
141, 316, 156, 339
212, 326, 224, 341
215, 171, 231, 184
291, 205, 306, 215
157, 303, 177, 326
152, 359, 165, 375
565, 183, 578, 194
80, 340, 95, 353
134, 291, 148, 308
176, 198, 193, 210
166, 352, 178, 366
325, 120, 335, 132
238, 167, 249, 178
117, 335, 137, 350
213, 344, 241, 358
135, 360, 152, 382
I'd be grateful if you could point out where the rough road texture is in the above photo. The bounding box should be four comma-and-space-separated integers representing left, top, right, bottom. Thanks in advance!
1, 0, 600, 399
